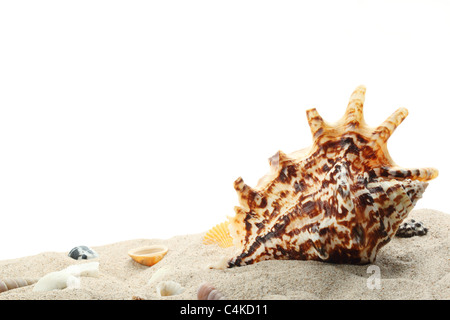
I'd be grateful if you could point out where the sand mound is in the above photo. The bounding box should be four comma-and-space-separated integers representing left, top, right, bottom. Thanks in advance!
0, 209, 448, 300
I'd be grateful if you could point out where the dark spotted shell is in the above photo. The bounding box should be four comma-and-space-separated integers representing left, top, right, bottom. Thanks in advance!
396, 219, 428, 237
68, 246, 98, 260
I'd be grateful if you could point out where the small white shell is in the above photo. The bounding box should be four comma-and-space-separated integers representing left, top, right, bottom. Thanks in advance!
32, 262, 99, 292
156, 280, 185, 297
33, 271, 80, 292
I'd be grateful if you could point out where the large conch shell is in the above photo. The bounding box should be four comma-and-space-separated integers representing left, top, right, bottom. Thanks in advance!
0, 278, 38, 293
222, 85, 438, 268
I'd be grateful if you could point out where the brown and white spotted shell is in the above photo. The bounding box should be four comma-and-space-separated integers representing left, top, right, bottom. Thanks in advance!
225, 85, 438, 267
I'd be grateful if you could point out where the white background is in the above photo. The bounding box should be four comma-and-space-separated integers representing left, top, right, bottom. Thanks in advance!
0, 0, 449, 261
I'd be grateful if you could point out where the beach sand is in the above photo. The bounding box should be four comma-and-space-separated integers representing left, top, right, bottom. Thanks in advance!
1, 208, 449, 300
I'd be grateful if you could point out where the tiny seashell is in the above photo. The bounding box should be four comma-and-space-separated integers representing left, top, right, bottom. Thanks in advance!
396, 219, 428, 238
128, 245, 168, 267
156, 280, 185, 297
68, 246, 99, 260
197, 282, 226, 300
0, 278, 38, 293
203, 221, 233, 248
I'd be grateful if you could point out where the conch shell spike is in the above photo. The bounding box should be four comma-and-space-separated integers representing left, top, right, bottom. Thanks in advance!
233, 177, 248, 193
376, 166, 439, 182
306, 108, 326, 138
344, 85, 366, 127
373, 107, 409, 143
268, 150, 289, 169
234, 177, 259, 210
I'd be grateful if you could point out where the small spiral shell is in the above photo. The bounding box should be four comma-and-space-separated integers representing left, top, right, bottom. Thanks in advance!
156, 280, 185, 297
0, 278, 38, 293
197, 282, 226, 300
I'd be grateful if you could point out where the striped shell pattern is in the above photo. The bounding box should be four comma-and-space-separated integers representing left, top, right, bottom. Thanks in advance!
225, 85, 438, 267
0, 278, 37, 293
